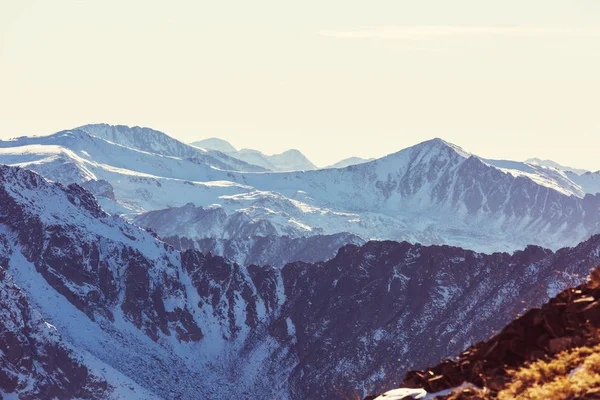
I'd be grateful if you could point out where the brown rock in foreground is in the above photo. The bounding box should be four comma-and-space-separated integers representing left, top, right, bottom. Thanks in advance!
375, 266, 600, 398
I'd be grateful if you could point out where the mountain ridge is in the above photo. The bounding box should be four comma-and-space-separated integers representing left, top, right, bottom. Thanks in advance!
192, 137, 318, 171
3, 125, 600, 253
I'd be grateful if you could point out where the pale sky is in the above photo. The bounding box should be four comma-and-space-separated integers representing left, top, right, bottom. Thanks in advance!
1, 0, 600, 168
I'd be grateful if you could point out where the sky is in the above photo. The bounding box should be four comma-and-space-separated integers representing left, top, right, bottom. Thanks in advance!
1, 0, 600, 168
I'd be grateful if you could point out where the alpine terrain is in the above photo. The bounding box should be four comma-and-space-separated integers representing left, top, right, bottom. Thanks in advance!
2, 124, 600, 259
1, 163, 600, 398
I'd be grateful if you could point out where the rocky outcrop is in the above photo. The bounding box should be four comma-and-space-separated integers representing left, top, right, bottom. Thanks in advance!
0, 267, 110, 399
164, 232, 365, 267
397, 267, 600, 395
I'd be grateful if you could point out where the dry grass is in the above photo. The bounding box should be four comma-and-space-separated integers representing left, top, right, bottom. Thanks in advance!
499, 341, 600, 400
447, 335, 600, 400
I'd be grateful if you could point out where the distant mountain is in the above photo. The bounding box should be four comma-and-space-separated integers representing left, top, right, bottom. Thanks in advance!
79, 124, 266, 172
228, 138, 600, 251
192, 137, 318, 171
526, 157, 590, 175
524, 157, 600, 195
3, 164, 600, 399
191, 137, 237, 154
133, 202, 316, 239
326, 156, 375, 169
0, 128, 242, 213
567, 170, 600, 196
4, 126, 600, 252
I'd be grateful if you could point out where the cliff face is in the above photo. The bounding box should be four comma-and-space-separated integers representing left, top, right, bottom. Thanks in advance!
0, 267, 110, 399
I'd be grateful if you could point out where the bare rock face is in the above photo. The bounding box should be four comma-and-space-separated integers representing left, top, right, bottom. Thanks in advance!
2, 164, 600, 399
386, 266, 600, 397
164, 232, 365, 267
0, 267, 109, 399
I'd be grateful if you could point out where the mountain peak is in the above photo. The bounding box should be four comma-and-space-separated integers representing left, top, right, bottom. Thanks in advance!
269, 148, 317, 170
191, 138, 237, 153
326, 156, 375, 169
525, 157, 589, 175
378, 137, 471, 165
418, 137, 471, 157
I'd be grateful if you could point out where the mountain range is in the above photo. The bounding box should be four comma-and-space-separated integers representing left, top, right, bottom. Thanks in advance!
192, 137, 318, 172
2, 124, 600, 259
2, 163, 600, 399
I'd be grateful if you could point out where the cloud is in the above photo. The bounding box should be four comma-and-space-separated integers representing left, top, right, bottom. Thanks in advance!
320, 26, 600, 39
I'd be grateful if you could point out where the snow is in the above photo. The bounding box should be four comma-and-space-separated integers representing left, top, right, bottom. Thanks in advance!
374, 383, 480, 400
3, 242, 162, 399
1, 128, 598, 254
374, 388, 427, 399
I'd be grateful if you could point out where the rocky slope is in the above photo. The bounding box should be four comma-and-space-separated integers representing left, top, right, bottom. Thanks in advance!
3, 164, 600, 399
0, 267, 109, 399
369, 265, 600, 399
162, 232, 365, 268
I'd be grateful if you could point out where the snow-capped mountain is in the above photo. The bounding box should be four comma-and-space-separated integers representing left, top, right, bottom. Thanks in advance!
2, 163, 600, 399
3, 125, 600, 253
226, 138, 600, 251
525, 157, 590, 175
565, 170, 600, 196
78, 124, 267, 172
326, 156, 375, 169
193, 137, 318, 171
191, 137, 237, 154
524, 157, 600, 195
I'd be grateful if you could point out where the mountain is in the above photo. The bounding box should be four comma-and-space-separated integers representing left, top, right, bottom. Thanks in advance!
132, 201, 358, 240
134, 203, 365, 267
3, 163, 600, 399
566, 170, 600, 196
192, 137, 318, 171
228, 138, 600, 251
370, 265, 600, 399
526, 157, 590, 175
161, 232, 365, 267
265, 148, 318, 171
0, 128, 268, 214
4, 127, 600, 253
327, 156, 375, 169
0, 267, 156, 399
78, 124, 266, 172
191, 137, 238, 154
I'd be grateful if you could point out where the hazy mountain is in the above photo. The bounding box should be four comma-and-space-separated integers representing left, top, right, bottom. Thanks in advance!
326, 156, 375, 169
191, 137, 238, 154
526, 157, 590, 175
192, 137, 318, 171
